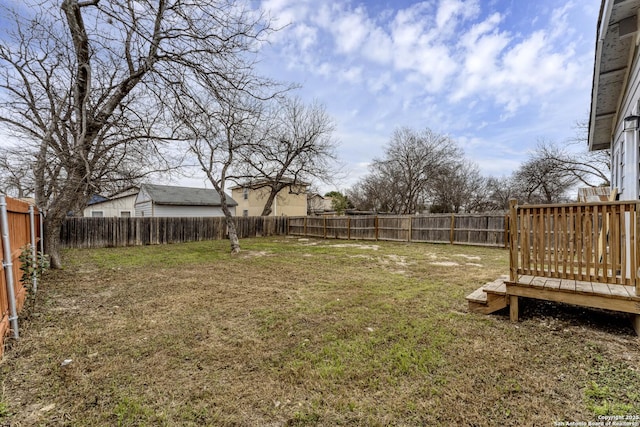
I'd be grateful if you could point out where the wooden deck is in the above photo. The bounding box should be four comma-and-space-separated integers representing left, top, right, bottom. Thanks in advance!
466, 275, 640, 335
466, 199, 640, 335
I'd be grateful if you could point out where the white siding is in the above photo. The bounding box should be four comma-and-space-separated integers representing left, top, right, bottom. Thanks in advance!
83, 195, 137, 217
149, 204, 233, 217
614, 39, 640, 201
135, 200, 153, 217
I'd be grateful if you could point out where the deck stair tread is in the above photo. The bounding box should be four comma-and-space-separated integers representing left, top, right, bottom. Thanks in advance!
466, 287, 487, 304
466, 276, 509, 314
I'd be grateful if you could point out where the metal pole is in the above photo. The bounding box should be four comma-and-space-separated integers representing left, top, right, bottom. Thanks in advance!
39, 210, 44, 254
29, 205, 37, 294
0, 195, 19, 339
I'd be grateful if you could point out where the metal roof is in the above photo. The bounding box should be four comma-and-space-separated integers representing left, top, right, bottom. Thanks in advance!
141, 184, 238, 207
589, 0, 640, 151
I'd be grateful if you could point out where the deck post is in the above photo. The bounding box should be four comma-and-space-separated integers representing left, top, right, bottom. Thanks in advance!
509, 199, 518, 283
636, 203, 640, 296
633, 315, 640, 337
509, 295, 519, 322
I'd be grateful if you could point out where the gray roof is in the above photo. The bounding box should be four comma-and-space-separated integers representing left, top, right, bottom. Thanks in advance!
141, 184, 237, 207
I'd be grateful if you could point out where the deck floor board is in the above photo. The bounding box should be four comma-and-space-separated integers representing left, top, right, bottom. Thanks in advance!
506, 275, 640, 316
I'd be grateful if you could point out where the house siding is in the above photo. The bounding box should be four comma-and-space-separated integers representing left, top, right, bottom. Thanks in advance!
613, 39, 640, 201
135, 200, 153, 217
232, 184, 307, 216
151, 205, 232, 217
83, 194, 137, 217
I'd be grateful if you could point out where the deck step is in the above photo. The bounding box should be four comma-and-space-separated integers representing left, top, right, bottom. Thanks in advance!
466, 287, 487, 304
466, 277, 509, 314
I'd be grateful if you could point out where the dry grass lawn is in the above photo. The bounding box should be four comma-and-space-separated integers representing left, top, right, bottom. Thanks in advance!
1, 237, 640, 426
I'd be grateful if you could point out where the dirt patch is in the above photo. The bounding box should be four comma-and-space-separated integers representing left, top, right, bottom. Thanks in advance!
455, 254, 482, 261
326, 243, 380, 250
242, 250, 272, 258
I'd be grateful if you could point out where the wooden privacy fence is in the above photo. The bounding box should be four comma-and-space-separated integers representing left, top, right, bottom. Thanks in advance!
509, 200, 640, 293
288, 214, 508, 247
60, 216, 288, 249
0, 196, 41, 353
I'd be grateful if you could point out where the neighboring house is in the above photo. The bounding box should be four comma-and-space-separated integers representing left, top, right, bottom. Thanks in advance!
135, 183, 237, 217
307, 193, 334, 215
588, 0, 640, 201
230, 178, 309, 217
83, 189, 136, 218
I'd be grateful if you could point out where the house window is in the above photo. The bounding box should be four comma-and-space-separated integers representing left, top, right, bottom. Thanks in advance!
243, 209, 248, 217
243, 188, 249, 200
91, 211, 104, 218
120, 211, 131, 218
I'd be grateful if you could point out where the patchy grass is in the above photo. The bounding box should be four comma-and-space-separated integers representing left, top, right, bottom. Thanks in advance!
1, 237, 639, 426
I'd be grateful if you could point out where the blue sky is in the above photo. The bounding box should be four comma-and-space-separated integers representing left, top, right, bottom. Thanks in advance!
0, 0, 601, 193
239, 0, 600, 193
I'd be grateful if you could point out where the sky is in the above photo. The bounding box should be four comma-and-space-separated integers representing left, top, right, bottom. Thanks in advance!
202, 0, 599, 194
0, 0, 601, 194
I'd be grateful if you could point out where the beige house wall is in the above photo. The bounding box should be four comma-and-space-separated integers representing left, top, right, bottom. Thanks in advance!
232, 184, 307, 216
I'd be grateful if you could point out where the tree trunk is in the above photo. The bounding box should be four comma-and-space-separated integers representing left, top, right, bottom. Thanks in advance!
43, 213, 64, 269
217, 191, 240, 253
225, 215, 241, 254
260, 185, 282, 216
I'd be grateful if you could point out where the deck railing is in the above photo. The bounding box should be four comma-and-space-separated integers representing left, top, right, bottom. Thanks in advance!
508, 199, 640, 294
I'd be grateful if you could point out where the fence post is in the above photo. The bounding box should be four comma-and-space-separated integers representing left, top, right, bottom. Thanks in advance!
375, 216, 379, 241
39, 211, 44, 254
450, 213, 455, 245
0, 196, 19, 339
509, 199, 518, 283
407, 216, 412, 242
323, 216, 327, 239
29, 205, 37, 294
504, 213, 509, 249
347, 216, 351, 240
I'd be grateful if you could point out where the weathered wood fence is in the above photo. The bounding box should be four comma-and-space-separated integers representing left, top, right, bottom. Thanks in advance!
60, 216, 288, 249
288, 214, 508, 247
0, 197, 41, 354
60, 214, 508, 249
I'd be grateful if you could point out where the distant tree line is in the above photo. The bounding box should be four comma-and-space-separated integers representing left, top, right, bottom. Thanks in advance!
345, 126, 609, 214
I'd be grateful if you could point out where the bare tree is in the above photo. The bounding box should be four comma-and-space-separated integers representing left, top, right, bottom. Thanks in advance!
484, 176, 519, 211
513, 149, 579, 204
236, 96, 338, 216
0, 0, 275, 267
347, 173, 397, 213
0, 149, 35, 198
177, 88, 270, 253
350, 128, 460, 214
429, 160, 487, 213
536, 139, 610, 187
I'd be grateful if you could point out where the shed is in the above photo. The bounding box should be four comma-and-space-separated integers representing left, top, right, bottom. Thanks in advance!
134, 184, 237, 217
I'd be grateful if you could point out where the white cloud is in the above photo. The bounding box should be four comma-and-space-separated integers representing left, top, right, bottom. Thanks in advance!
436, 0, 481, 31
293, 24, 317, 51
333, 6, 370, 54
252, 0, 596, 184
339, 66, 363, 84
